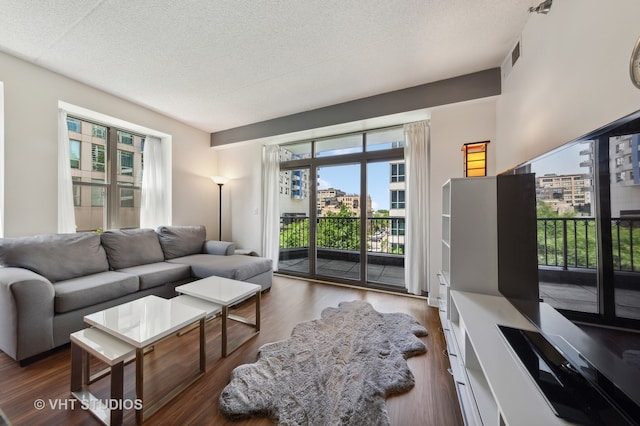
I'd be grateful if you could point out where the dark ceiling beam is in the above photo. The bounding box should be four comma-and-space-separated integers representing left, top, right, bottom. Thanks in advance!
210, 68, 501, 147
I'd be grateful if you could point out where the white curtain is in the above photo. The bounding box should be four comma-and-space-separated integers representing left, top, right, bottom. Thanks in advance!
140, 136, 170, 229
57, 109, 76, 233
404, 121, 430, 295
262, 145, 280, 271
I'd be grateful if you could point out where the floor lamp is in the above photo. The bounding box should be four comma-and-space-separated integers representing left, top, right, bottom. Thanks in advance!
210, 176, 229, 241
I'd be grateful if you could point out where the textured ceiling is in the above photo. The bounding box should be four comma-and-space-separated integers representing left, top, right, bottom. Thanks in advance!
0, 0, 535, 133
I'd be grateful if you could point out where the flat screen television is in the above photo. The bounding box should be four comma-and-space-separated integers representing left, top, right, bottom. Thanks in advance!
496, 110, 640, 424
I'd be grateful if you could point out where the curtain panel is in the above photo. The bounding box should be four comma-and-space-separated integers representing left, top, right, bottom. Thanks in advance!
262, 145, 280, 271
404, 121, 430, 295
57, 109, 76, 233
140, 135, 170, 229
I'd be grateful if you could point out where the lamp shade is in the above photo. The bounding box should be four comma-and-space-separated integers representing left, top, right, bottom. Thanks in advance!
210, 176, 229, 185
461, 141, 490, 177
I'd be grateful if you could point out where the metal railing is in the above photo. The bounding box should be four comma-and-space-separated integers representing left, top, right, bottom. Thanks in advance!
281, 216, 639, 272
537, 217, 640, 272
279, 216, 405, 255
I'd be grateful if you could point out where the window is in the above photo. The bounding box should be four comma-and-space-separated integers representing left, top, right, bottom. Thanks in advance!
391, 218, 405, 236
120, 184, 134, 207
391, 190, 405, 209
92, 124, 107, 139
118, 150, 133, 176
72, 177, 81, 207
118, 131, 133, 145
70, 140, 80, 169
69, 117, 144, 231
91, 179, 105, 207
92, 144, 105, 172
391, 163, 405, 182
67, 117, 81, 133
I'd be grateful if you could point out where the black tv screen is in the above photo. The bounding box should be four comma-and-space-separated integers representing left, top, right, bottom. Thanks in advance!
495, 109, 640, 419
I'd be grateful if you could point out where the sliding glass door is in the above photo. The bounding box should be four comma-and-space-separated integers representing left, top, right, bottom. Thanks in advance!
277, 127, 406, 291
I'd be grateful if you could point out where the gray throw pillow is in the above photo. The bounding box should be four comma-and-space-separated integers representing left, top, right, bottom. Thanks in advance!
156, 225, 206, 259
100, 228, 165, 270
0, 232, 109, 282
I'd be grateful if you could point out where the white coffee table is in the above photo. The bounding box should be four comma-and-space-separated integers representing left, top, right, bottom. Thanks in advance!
175, 276, 261, 357
84, 295, 207, 424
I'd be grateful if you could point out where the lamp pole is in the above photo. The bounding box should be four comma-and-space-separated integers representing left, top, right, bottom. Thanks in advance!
210, 176, 229, 241
217, 182, 223, 241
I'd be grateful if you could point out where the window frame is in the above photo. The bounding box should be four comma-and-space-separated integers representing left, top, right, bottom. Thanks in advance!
69, 115, 145, 231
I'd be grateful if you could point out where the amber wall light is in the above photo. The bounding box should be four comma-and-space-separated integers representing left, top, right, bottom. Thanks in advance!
462, 141, 490, 177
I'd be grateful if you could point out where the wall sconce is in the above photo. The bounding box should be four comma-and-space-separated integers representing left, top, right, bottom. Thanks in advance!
210, 176, 230, 240
461, 141, 490, 177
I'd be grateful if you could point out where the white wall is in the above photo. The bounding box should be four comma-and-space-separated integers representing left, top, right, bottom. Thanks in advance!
496, 0, 640, 171
215, 143, 263, 250
0, 52, 217, 237
429, 98, 497, 303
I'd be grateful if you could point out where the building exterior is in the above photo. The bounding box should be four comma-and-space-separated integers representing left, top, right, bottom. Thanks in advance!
536, 173, 592, 216
279, 146, 310, 216
388, 160, 406, 253
317, 189, 372, 218
68, 117, 144, 231
610, 134, 640, 217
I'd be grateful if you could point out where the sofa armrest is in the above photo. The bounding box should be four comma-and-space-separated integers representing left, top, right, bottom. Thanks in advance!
203, 240, 236, 256
0, 267, 55, 362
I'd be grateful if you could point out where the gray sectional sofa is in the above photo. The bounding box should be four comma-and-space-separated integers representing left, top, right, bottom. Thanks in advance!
0, 225, 272, 363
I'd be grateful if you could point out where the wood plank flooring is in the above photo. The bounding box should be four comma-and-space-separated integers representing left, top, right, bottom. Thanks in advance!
0, 276, 463, 425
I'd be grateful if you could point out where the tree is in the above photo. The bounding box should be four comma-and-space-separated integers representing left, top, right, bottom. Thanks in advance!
317, 204, 360, 250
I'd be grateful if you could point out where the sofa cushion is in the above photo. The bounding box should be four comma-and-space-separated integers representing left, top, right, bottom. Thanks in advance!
117, 262, 191, 290
101, 228, 165, 270
0, 232, 109, 283
156, 225, 206, 260
169, 254, 272, 281
53, 271, 139, 313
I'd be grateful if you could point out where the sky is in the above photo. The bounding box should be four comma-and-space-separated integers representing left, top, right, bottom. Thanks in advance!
527, 141, 590, 176
317, 162, 391, 211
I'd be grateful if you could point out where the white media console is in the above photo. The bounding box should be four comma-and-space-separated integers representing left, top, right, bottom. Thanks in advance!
439, 178, 572, 425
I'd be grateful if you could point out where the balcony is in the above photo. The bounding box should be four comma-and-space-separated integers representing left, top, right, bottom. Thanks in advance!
537, 217, 640, 319
279, 216, 405, 288
278, 216, 640, 317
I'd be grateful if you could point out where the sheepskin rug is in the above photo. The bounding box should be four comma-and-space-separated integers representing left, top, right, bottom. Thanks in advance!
219, 300, 428, 425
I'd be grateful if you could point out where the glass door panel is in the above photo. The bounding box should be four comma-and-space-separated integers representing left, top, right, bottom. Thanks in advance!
528, 140, 599, 313
316, 163, 361, 281
278, 167, 310, 274
367, 161, 405, 288
610, 134, 640, 320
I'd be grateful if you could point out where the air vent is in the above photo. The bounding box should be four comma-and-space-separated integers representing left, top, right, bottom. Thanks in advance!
511, 41, 521, 66
501, 37, 522, 82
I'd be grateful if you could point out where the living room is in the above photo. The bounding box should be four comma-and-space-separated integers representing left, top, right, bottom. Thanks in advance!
1, 0, 640, 425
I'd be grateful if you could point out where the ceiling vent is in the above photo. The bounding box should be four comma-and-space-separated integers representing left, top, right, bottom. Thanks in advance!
501, 37, 522, 82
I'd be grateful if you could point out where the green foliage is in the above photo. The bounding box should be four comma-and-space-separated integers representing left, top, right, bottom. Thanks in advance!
279, 206, 406, 256
536, 211, 639, 272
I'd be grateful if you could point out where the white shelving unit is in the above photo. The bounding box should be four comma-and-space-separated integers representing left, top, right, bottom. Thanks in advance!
439, 177, 571, 425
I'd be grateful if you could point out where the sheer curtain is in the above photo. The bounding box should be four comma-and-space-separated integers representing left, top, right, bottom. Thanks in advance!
404, 121, 430, 295
140, 135, 170, 229
262, 145, 280, 271
57, 109, 76, 233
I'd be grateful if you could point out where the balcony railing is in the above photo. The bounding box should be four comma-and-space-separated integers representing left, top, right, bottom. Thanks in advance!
280, 216, 405, 255
537, 217, 639, 272
281, 216, 639, 272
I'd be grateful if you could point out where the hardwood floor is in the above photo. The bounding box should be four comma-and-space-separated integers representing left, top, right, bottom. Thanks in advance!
0, 276, 463, 425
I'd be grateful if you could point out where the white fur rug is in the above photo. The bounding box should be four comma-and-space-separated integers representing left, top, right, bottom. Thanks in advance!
219, 300, 428, 425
